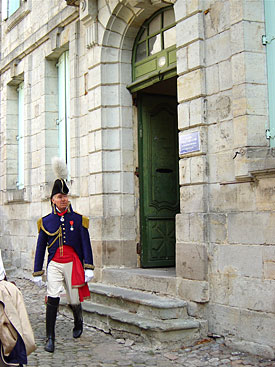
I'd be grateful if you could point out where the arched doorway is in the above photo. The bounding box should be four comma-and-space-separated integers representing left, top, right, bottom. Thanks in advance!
128, 6, 179, 268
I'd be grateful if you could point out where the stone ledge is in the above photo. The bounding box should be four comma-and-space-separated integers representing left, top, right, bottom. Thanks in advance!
234, 147, 275, 180
88, 283, 188, 320
83, 302, 200, 331
4, 189, 30, 204
89, 283, 187, 309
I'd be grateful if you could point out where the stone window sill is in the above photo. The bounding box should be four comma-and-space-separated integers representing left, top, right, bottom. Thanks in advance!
4, 1, 31, 33
234, 147, 275, 181
4, 188, 30, 204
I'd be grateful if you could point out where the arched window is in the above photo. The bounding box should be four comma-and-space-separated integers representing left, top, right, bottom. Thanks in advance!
130, 6, 176, 91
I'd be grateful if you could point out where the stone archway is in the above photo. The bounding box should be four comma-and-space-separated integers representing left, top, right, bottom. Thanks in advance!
88, 0, 178, 270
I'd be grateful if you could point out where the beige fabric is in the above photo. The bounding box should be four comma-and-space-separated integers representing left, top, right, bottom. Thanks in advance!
47, 261, 80, 305
0, 281, 36, 356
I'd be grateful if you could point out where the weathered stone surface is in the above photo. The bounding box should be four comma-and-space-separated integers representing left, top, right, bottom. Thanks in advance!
216, 243, 262, 278
101, 267, 178, 296
177, 278, 209, 303
209, 213, 227, 244
205, 30, 231, 66
0, 0, 275, 357
176, 242, 208, 281
180, 184, 207, 213
87, 283, 188, 319
176, 13, 204, 49
178, 69, 205, 102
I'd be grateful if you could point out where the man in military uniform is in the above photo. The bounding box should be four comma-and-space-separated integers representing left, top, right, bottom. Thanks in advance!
32, 178, 94, 353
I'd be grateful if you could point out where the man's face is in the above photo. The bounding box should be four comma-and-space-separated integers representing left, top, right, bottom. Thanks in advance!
52, 194, 69, 212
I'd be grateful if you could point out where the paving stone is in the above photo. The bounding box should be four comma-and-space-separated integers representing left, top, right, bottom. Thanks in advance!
7, 277, 275, 367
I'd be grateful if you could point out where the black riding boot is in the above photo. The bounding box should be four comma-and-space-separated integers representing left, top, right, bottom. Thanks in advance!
45, 296, 59, 353
70, 304, 83, 338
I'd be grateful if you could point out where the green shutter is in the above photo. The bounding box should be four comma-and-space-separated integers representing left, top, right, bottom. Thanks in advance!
17, 82, 24, 189
264, 0, 275, 147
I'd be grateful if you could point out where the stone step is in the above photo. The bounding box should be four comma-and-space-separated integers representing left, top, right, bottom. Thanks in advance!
59, 281, 207, 348
80, 302, 202, 347
88, 283, 188, 320
100, 267, 178, 297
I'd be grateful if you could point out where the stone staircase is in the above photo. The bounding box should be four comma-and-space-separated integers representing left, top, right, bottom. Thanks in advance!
60, 268, 208, 348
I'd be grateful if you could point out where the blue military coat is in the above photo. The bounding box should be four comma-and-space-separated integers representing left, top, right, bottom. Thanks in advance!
33, 204, 94, 276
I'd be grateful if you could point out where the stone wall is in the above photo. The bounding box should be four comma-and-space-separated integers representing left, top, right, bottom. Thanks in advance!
0, 0, 274, 357
175, 0, 275, 357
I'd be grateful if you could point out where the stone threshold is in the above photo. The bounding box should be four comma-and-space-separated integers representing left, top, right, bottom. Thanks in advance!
100, 267, 178, 297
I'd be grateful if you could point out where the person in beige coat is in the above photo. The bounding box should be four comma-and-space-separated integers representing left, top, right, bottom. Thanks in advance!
0, 250, 36, 366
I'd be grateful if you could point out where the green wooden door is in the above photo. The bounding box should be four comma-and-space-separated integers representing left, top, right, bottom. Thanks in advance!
139, 93, 179, 267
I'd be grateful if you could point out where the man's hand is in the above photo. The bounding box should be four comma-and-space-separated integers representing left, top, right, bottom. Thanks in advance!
85, 269, 94, 283
33, 276, 43, 287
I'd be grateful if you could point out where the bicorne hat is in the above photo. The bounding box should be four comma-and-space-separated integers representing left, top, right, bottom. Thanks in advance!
51, 178, 69, 199
51, 157, 69, 199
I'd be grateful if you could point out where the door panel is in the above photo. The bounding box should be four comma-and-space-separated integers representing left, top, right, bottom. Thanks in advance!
139, 93, 179, 267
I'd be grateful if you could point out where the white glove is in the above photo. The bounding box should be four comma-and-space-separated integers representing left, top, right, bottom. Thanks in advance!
85, 269, 94, 283
33, 276, 43, 287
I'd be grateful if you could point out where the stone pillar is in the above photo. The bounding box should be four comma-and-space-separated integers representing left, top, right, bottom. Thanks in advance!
174, 0, 209, 303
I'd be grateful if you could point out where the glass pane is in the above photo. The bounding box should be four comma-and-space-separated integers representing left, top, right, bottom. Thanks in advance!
149, 13, 161, 35
164, 27, 176, 48
139, 29, 146, 41
18, 82, 24, 189
163, 9, 175, 28
57, 53, 66, 162
149, 34, 161, 55
136, 41, 147, 62
9, 0, 20, 17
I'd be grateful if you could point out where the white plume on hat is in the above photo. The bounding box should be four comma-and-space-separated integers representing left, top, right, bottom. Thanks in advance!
52, 156, 68, 179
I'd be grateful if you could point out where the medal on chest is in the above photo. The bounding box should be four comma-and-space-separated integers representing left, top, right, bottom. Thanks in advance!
60, 216, 64, 222
70, 220, 74, 231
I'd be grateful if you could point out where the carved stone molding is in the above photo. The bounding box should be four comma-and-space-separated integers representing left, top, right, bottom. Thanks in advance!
128, 0, 175, 8
65, 0, 80, 6
79, 0, 98, 48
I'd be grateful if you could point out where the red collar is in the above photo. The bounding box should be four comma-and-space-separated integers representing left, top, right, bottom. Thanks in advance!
56, 208, 68, 217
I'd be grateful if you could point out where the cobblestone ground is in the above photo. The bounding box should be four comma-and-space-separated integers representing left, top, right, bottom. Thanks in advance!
12, 277, 275, 367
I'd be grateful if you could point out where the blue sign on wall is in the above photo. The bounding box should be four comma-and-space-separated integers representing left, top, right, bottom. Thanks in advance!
179, 131, 200, 154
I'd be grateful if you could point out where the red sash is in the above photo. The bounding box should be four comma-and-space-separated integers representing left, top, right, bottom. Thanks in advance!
52, 245, 90, 302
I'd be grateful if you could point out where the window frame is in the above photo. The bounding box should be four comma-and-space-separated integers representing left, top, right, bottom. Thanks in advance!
56, 51, 70, 179
17, 81, 24, 189
2, 0, 21, 20
129, 6, 177, 92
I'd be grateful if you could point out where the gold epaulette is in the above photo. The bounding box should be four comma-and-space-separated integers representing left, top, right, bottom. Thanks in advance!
82, 216, 89, 229
37, 218, 42, 232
